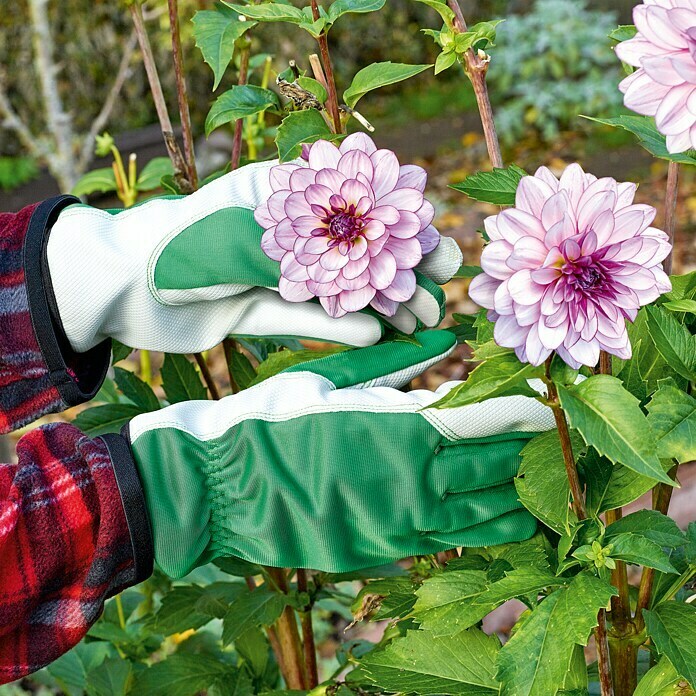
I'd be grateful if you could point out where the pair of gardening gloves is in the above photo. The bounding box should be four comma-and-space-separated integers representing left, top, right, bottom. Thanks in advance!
47, 161, 554, 577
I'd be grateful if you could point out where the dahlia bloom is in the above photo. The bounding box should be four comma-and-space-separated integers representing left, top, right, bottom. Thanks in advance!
255, 133, 439, 318
616, 0, 696, 154
468, 164, 672, 368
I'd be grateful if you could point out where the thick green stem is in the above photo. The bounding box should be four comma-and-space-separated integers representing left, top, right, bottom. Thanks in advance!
663, 161, 679, 276
608, 639, 637, 696
596, 610, 615, 696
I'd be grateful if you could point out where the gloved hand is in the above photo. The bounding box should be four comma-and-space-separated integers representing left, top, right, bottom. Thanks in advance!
46, 158, 462, 354
107, 332, 555, 577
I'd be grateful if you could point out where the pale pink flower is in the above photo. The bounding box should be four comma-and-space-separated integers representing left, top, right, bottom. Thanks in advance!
254, 133, 439, 318
468, 164, 672, 368
617, 0, 696, 154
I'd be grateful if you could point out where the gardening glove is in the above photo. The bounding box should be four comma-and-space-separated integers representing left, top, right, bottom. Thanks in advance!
106, 331, 555, 578
44, 159, 462, 355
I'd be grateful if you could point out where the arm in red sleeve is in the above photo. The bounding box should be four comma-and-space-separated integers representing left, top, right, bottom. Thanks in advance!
0, 199, 112, 433
0, 423, 152, 684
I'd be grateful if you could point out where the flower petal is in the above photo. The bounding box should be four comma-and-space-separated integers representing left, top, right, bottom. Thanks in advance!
369, 249, 397, 290
396, 164, 427, 192
278, 276, 313, 302
308, 140, 341, 170
338, 285, 376, 312
371, 149, 400, 199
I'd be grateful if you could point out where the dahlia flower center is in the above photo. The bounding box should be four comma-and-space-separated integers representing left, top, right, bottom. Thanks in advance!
563, 258, 607, 294
327, 212, 363, 243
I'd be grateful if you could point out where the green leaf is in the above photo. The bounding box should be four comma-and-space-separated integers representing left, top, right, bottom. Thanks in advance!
431, 352, 542, 409
192, 8, 255, 90
154, 585, 213, 634
610, 25, 637, 43
450, 165, 527, 205
515, 429, 583, 534
222, 588, 288, 646
195, 581, 248, 619
647, 381, 696, 464
635, 658, 694, 696
214, 555, 263, 577
111, 341, 133, 364
228, 350, 257, 390
435, 50, 457, 74
133, 654, 231, 696
352, 576, 419, 621
222, 3, 306, 24
582, 115, 696, 166
48, 642, 113, 696
583, 447, 669, 514
358, 628, 501, 694
496, 573, 617, 696
160, 353, 208, 404
453, 265, 483, 278
413, 568, 564, 636
608, 533, 678, 573
72, 403, 144, 436
557, 375, 672, 485
646, 306, 696, 382
296, 76, 328, 103
206, 85, 281, 136
251, 346, 350, 385
275, 109, 340, 162
208, 671, 255, 696
605, 510, 685, 549
663, 300, 696, 314
666, 271, 696, 303
71, 168, 118, 197
86, 657, 133, 696
113, 367, 160, 412
327, 0, 386, 23
644, 602, 696, 690
136, 157, 175, 191
343, 62, 432, 108
416, 0, 455, 26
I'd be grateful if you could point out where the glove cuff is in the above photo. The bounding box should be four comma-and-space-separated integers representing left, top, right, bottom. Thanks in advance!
101, 430, 154, 584
24, 196, 111, 406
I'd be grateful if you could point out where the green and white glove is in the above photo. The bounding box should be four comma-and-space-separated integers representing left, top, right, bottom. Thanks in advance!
46, 161, 462, 354
115, 331, 555, 577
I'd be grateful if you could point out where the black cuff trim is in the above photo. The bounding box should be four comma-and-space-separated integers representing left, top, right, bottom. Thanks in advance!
100, 431, 154, 585
24, 195, 112, 407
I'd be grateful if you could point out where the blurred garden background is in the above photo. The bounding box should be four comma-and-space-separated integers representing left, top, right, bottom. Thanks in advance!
1, 1, 695, 692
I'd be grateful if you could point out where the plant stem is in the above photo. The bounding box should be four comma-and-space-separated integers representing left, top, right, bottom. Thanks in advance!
129, 1, 192, 192
297, 569, 319, 688
310, 0, 342, 134
544, 361, 586, 520
663, 161, 679, 276
168, 0, 198, 189
194, 351, 221, 400
608, 639, 636, 696
635, 466, 678, 628
223, 339, 241, 394
232, 39, 251, 170
596, 609, 615, 696
447, 0, 503, 169
267, 568, 308, 690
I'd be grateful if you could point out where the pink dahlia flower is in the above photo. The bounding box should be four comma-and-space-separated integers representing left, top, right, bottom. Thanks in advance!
468, 164, 672, 368
255, 133, 439, 318
616, 0, 696, 154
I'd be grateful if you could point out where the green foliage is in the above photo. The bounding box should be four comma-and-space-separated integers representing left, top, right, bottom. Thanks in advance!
0, 156, 39, 191
206, 85, 282, 136
647, 380, 696, 464
515, 429, 583, 534
343, 62, 432, 108
251, 346, 351, 385
192, 6, 255, 90
222, 588, 288, 646
160, 353, 209, 403
72, 168, 119, 197
72, 403, 145, 436
432, 352, 543, 408
275, 109, 342, 162
133, 654, 238, 696
645, 306, 696, 383
113, 367, 161, 412
450, 164, 527, 205
496, 573, 617, 695
487, 0, 623, 144
634, 658, 694, 696
557, 375, 672, 484
356, 628, 502, 694
136, 158, 175, 191
644, 602, 696, 690
584, 116, 696, 167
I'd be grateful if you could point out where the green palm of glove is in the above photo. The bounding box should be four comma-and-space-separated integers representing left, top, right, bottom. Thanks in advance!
126, 332, 555, 577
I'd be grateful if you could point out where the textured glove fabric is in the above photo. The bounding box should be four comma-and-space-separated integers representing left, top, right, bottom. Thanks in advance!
126, 332, 555, 577
46, 160, 462, 354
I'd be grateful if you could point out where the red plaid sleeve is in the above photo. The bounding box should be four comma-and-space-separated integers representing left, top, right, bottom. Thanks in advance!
0, 200, 111, 434
0, 423, 137, 684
